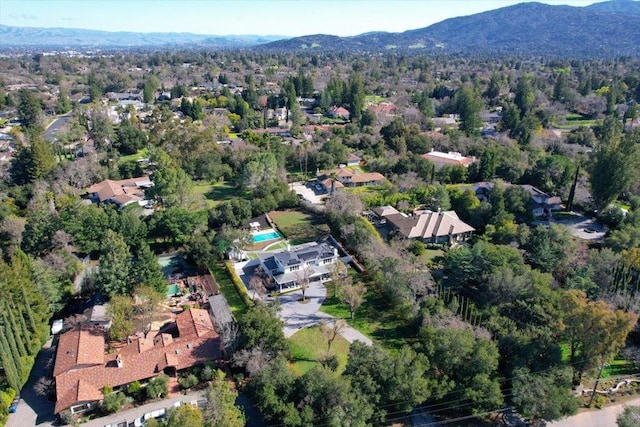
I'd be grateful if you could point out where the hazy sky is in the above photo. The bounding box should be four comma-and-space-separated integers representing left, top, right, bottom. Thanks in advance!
1, 0, 601, 37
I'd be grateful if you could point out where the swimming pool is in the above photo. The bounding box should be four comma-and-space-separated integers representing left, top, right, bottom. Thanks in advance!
253, 229, 283, 243
166, 284, 180, 296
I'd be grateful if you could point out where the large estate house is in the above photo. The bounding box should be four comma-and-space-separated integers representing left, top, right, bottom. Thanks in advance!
421, 150, 477, 169
373, 206, 475, 245
85, 177, 153, 209
256, 241, 340, 292
53, 309, 221, 415
316, 166, 386, 192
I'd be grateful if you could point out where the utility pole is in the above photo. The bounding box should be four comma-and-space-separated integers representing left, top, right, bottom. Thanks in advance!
588, 356, 605, 407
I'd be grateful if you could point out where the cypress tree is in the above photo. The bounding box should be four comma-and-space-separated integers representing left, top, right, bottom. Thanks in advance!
17, 306, 35, 354
21, 286, 39, 337
6, 306, 28, 358
0, 327, 21, 390
2, 312, 24, 384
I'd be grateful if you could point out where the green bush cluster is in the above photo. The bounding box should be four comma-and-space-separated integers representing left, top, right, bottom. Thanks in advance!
225, 261, 254, 307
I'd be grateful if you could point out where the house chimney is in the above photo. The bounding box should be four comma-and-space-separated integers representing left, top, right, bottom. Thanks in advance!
116, 354, 123, 368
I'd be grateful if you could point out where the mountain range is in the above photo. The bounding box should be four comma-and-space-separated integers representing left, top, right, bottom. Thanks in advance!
1, 0, 639, 57
262, 1, 640, 57
0, 25, 284, 50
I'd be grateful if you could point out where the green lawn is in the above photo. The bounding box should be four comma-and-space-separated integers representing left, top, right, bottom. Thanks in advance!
320, 286, 411, 350
602, 355, 640, 379
119, 147, 149, 162
269, 210, 330, 245
264, 241, 287, 251
192, 181, 249, 208
553, 114, 598, 129
289, 326, 351, 376
208, 262, 248, 318
364, 95, 387, 104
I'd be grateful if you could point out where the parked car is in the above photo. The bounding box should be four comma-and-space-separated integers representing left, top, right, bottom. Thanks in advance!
8, 396, 19, 413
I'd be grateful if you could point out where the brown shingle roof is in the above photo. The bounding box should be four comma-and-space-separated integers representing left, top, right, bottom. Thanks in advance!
385, 210, 475, 240
86, 177, 151, 203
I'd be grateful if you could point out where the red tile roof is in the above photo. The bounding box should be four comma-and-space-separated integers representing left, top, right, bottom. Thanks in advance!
53, 326, 105, 377
54, 309, 221, 414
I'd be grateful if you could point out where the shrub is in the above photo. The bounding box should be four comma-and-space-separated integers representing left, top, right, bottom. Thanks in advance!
179, 374, 199, 390
102, 391, 128, 414
127, 380, 142, 399
201, 365, 214, 382
146, 374, 169, 400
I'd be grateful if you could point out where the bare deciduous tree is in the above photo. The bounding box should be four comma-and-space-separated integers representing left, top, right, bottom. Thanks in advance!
329, 261, 349, 298
233, 345, 274, 376
33, 376, 54, 397
320, 319, 346, 356
294, 265, 312, 302
248, 274, 267, 301
340, 282, 367, 319
220, 322, 240, 360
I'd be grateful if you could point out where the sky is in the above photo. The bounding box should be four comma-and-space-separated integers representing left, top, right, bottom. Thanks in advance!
0, 0, 603, 37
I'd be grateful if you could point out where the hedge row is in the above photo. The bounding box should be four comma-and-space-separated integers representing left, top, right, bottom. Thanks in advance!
224, 261, 255, 308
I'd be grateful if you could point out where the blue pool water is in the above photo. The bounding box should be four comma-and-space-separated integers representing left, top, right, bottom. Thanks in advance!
253, 230, 282, 243
166, 284, 180, 296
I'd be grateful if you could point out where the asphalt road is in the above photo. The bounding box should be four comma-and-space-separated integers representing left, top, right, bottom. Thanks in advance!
43, 114, 73, 142
547, 396, 640, 427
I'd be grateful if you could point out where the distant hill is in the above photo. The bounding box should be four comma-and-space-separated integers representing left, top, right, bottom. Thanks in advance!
2, 0, 639, 56
586, 0, 640, 14
0, 25, 286, 49
261, 0, 640, 57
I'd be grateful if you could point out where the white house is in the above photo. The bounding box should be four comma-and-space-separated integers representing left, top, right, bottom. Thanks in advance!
256, 242, 339, 292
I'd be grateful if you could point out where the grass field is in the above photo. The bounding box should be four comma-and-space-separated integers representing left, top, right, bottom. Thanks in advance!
269, 210, 330, 244
192, 181, 249, 208
602, 355, 640, 379
364, 95, 387, 104
289, 326, 351, 376
553, 113, 598, 130
119, 147, 149, 162
208, 262, 248, 318
320, 286, 411, 350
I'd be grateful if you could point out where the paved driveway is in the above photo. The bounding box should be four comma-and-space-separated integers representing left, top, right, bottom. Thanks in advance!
278, 281, 372, 345
291, 182, 327, 205
551, 213, 607, 241
6, 338, 56, 427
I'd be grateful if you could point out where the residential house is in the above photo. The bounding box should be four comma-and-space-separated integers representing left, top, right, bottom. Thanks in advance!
367, 102, 396, 117
520, 184, 562, 217
256, 241, 339, 292
421, 150, 476, 169
346, 153, 361, 167
328, 106, 350, 120
464, 182, 562, 218
89, 304, 112, 330
53, 309, 221, 415
316, 166, 385, 191
377, 207, 475, 245
431, 115, 459, 131
85, 177, 153, 209
106, 91, 143, 102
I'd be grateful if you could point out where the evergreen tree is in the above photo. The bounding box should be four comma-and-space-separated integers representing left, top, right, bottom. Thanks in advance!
0, 329, 21, 390
97, 230, 132, 297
